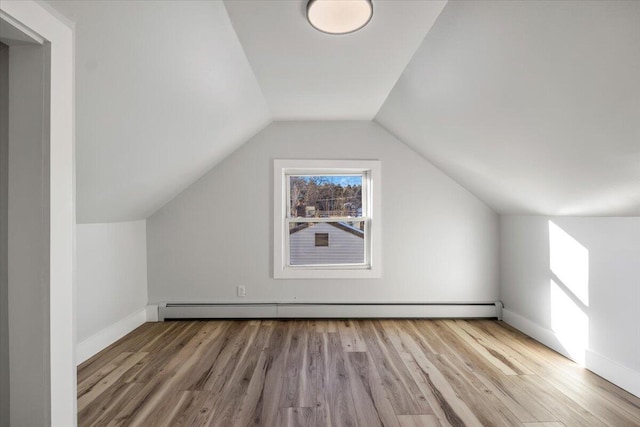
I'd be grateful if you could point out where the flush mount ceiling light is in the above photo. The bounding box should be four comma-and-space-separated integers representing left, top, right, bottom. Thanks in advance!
307, 0, 373, 35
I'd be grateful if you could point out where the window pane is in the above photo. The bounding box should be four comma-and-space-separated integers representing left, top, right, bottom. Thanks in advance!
289, 175, 362, 218
289, 221, 365, 265
315, 233, 329, 247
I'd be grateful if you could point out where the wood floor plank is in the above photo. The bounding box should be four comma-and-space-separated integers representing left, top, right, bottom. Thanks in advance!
248, 320, 291, 426
315, 319, 327, 333
323, 331, 358, 426
474, 320, 640, 425
453, 320, 534, 375
197, 321, 256, 392
413, 321, 558, 424
428, 353, 522, 426
345, 351, 400, 427
78, 352, 133, 397
132, 389, 192, 427
280, 321, 315, 408
510, 374, 608, 427
397, 414, 441, 427
163, 390, 217, 427
326, 320, 339, 333
382, 320, 437, 357
121, 321, 203, 384
444, 320, 530, 376
231, 350, 269, 427
121, 321, 230, 425
78, 382, 145, 427
468, 361, 558, 423
77, 319, 640, 427
359, 320, 433, 416
312, 331, 331, 427
99, 382, 161, 426
408, 320, 453, 355
135, 321, 188, 353
77, 322, 161, 384
277, 407, 316, 427
77, 352, 148, 411
208, 323, 274, 426
338, 319, 367, 352
390, 327, 483, 426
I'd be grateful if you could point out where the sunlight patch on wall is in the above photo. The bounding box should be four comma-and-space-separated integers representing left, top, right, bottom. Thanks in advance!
549, 221, 589, 305
549, 220, 589, 365
550, 279, 589, 365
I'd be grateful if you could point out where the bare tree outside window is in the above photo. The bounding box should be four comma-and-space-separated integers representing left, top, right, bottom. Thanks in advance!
274, 160, 381, 278
289, 175, 362, 219
287, 175, 365, 266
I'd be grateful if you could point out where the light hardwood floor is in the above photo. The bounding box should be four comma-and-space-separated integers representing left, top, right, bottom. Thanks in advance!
77, 319, 640, 426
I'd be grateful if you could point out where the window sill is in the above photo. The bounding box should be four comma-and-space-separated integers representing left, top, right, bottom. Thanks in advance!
274, 266, 381, 279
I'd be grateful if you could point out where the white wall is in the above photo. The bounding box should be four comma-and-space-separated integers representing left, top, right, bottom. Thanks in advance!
148, 121, 499, 304
76, 221, 148, 352
501, 216, 640, 397
7, 40, 51, 427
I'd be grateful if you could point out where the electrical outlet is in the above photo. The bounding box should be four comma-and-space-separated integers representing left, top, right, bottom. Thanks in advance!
237, 285, 246, 297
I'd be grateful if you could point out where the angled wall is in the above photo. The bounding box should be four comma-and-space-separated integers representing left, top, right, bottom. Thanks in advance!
501, 216, 640, 397
147, 121, 498, 305
76, 221, 148, 363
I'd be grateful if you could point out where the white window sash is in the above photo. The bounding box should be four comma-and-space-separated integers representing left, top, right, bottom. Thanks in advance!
285, 217, 367, 223
284, 218, 371, 269
274, 159, 381, 279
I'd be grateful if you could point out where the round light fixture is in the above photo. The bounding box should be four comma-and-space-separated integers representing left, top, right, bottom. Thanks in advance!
307, 0, 373, 35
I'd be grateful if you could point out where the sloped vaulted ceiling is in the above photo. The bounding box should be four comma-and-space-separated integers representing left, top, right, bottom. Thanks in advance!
48, 0, 639, 221
49, 0, 271, 223
376, 0, 640, 216
223, 0, 447, 120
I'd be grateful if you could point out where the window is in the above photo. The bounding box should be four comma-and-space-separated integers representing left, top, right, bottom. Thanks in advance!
274, 159, 381, 279
315, 233, 329, 247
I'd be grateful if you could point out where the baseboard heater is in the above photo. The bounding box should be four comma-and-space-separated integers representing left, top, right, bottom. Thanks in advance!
158, 301, 503, 321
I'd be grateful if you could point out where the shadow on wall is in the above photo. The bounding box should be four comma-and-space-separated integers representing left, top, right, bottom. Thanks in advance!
548, 220, 589, 365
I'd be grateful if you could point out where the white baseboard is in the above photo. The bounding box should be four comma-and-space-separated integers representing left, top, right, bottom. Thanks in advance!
586, 350, 640, 398
146, 304, 159, 322
276, 303, 497, 318
503, 308, 640, 398
76, 308, 147, 365
158, 302, 500, 321
502, 309, 574, 360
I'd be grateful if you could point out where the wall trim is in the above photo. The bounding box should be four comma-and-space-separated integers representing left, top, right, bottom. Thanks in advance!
503, 309, 640, 398
586, 350, 640, 398
502, 309, 573, 360
76, 308, 146, 365
146, 304, 159, 322
1, 1, 76, 425
159, 302, 500, 321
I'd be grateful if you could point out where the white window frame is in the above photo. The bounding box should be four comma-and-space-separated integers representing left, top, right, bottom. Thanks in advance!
274, 159, 381, 279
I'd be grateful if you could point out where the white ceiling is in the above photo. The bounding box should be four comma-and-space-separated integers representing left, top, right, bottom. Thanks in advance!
47, 0, 271, 223
46, 0, 640, 221
377, 0, 640, 216
224, 0, 446, 120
